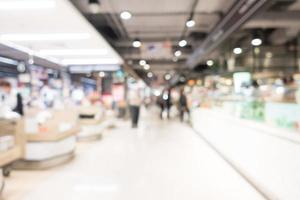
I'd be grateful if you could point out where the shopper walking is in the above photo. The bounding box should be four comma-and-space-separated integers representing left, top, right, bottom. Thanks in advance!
128, 88, 142, 128
179, 88, 189, 122
165, 89, 172, 119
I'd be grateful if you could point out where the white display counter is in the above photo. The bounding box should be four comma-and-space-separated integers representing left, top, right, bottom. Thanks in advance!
191, 108, 300, 200
14, 108, 79, 169
77, 106, 114, 141
0, 119, 25, 176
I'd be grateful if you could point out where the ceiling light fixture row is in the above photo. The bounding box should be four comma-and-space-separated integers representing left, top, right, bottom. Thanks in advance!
231, 38, 263, 55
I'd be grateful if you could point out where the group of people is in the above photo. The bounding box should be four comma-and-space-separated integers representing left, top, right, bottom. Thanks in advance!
127, 87, 190, 129
157, 88, 190, 122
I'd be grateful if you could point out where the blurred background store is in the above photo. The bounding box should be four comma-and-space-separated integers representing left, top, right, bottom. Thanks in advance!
0, 0, 300, 199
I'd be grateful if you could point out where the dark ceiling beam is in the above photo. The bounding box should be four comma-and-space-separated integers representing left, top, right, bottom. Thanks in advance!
187, 0, 272, 69
180, 0, 199, 39
245, 10, 300, 28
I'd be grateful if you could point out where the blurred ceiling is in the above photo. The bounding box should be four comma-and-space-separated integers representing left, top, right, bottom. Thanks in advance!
71, 0, 300, 84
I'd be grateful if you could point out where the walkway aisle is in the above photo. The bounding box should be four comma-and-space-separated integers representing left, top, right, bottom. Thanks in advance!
4, 111, 265, 200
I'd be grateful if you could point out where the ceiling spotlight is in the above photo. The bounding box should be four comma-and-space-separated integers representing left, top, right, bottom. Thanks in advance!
89, 0, 100, 13
179, 39, 187, 47
186, 19, 195, 28
164, 73, 172, 81
206, 60, 214, 66
120, 11, 132, 20
233, 47, 243, 55
144, 64, 150, 70
174, 50, 182, 57
251, 38, 262, 46
147, 72, 153, 78
99, 71, 105, 78
179, 76, 186, 82
139, 60, 146, 66
132, 38, 141, 48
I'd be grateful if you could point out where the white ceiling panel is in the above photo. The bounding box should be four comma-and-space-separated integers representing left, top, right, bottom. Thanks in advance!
195, 0, 235, 13
191, 14, 220, 32
123, 14, 186, 39
96, 0, 195, 14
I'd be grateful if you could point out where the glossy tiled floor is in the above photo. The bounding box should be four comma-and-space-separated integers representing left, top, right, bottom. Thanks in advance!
3, 109, 266, 200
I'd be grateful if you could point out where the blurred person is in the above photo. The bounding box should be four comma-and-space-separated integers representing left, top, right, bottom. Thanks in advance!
157, 94, 165, 119
128, 88, 142, 128
165, 89, 172, 119
40, 81, 56, 108
0, 80, 24, 116
71, 86, 85, 105
179, 88, 189, 122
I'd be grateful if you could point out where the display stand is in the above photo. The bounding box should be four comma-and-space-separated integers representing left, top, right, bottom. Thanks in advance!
14, 108, 79, 170
0, 119, 25, 176
77, 106, 107, 142
0, 118, 25, 194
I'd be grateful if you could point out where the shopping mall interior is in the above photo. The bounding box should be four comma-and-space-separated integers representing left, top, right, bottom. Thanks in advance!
0, 0, 300, 199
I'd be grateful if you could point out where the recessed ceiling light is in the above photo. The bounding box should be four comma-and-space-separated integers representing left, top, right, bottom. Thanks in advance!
172, 57, 178, 62
251, 38, 262, 46
132, 38, 141, 48
139, 60, 146, 66
164, 74, 172, 81
120, 11, 132, 20
206, 60, 214, 66
147, 72, 153, 78
179, 76, 186, 82
233, 47, 242, 55
144, 64, 150, 70
174, 50, 182, 57
179, 39, 187, 47
89, 0, 100, 13
186, 20, 195, 28
99, 71, 105, 78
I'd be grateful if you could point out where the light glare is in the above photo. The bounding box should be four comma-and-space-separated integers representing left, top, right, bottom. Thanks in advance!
120, 11, 132, 20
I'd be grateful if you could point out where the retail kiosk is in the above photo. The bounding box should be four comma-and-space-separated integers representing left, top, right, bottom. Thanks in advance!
0, 118, 25, 193
14, 108, 79, 170
77, 105, 114, 141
